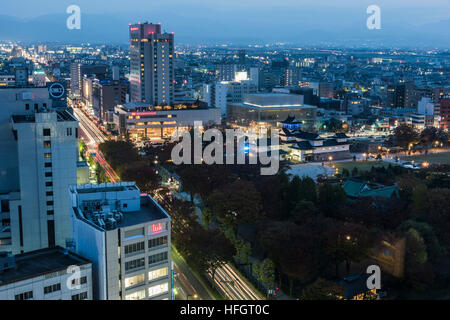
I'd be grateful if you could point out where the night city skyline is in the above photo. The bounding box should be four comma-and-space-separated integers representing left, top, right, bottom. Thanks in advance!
0, 0, 449, 313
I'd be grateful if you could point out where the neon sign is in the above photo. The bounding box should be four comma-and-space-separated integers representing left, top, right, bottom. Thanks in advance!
151, 223, 165, 234
130, 27, 139, 31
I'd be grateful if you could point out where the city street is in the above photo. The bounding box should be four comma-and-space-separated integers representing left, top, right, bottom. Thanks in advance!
209, 263, 263, 300
172, 247, 216, 300
73, 107, 120, 183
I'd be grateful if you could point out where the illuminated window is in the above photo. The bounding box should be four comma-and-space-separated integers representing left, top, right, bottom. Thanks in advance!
125, 289, 146, 300
148, 282, 168, 298
148, 267, 169, 282
125, 273, 145, 288
44, 153, 52, 159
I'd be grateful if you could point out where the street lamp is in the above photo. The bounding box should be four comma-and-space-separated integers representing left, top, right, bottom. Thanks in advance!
187, 293, 198, 300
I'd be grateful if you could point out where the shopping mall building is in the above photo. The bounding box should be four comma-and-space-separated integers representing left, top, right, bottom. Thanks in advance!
113, 101, 221, 142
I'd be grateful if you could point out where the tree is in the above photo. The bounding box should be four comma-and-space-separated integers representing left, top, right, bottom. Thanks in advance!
397, 174, 424, 201
189, 226, 235, 283
436, 129, 448, 146
121, 161, 161, 195
258, 220, 323, 295
283, 176, 317, 217
403, 228, 435, 290
207, 179, 263, 232
421, 188, 450, 248
411, 184, 428, 216
202, 208, 213, 230
235, 239, 252, 268
300, 278, 344, 300
99, 141, 140, 170
177, 164, 231, 204
289, 200, 317, 225
322, 219, 372, 276
317, 182, 347, 217
393, 124, 419, 148
253, 172, 290, 221
253, 259, 276, 295
398, 220, 445, 262
420, 127, 438, 148
323, 117, 347, 133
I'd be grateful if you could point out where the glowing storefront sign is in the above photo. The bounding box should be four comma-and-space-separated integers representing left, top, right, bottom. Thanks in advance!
151, 223, 166, 234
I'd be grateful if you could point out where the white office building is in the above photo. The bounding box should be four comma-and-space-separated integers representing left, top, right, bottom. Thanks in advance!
69, 182, 172, 300
202, 72, 258, 117
0, 246, 92, 300
0, 87, 79, 254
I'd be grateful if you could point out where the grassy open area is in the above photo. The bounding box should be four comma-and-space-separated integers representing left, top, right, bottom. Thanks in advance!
333, 161, 394, 173
399, 151, 450, 165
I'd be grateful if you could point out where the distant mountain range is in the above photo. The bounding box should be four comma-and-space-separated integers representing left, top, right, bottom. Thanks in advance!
0, 13, 448, 48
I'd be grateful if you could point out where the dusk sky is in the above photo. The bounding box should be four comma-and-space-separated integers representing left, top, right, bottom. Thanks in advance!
2, 0, 449, 23
1, 0, 449, 45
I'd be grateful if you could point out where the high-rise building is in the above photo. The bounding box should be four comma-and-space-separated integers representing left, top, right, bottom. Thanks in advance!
238, 50, 247, 65
14, 68, 28, 87
94, 79, 129, 122
129, 23, 175, 105
112, 65, 120, 81
0, 87, 78, 254
215, 64, 237, 82
439, 96, 450, 130
318, 82, 334, 99
282, 68, 302, 87
69, 182, 172, 300
81, 77, 129, 122
70, 63, 108, 96
386, 81, 415, 109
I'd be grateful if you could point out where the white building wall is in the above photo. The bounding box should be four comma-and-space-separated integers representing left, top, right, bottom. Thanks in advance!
10, 112, 78, 253
0, 263, 92, 300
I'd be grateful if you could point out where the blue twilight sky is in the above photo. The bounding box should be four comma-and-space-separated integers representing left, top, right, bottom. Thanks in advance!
0, 0, 449, 46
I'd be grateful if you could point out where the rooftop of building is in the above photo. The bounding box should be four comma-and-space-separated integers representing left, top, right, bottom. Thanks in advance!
117, 100, 211, 112
280, 116, 301, 124
230, 102, 317, 110
0, 85, 48, 90
0, 247, 91, 286
343, 179, 399, 199
11, 109, 77, 123
71, 183, 169, 231
281, 128, 323, 140
74, 182, 139, 194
